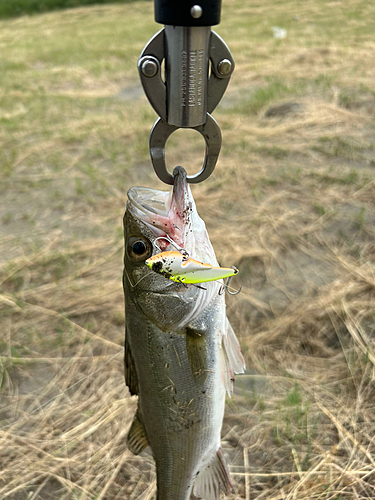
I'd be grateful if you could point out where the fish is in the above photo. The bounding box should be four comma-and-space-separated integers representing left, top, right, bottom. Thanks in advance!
123, 166, 245, 500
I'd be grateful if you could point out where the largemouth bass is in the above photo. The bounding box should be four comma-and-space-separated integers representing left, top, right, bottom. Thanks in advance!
123, 167, 245, 500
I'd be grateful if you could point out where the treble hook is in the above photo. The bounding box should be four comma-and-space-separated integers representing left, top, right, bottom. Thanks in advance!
219, 267, 242, 296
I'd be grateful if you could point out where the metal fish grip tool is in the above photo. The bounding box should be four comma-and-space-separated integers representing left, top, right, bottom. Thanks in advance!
138, 0, 234, 185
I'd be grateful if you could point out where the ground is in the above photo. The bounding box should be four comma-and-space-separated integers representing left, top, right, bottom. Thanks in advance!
0, 0, 375, 498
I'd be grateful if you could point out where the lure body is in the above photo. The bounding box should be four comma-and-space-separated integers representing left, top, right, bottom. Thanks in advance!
146, 251, 238, 284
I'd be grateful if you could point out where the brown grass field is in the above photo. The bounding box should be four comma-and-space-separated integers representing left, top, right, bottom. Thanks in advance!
0, 0, 375, 498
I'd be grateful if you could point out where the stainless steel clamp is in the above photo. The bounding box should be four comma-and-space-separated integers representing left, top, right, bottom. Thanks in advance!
138, 1, 234, 184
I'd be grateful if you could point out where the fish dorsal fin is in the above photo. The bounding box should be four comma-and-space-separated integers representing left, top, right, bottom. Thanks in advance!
125, 331, 139, 396
193, 447, 233, 500
223, 318, 246, 375
127, 414, 149, 455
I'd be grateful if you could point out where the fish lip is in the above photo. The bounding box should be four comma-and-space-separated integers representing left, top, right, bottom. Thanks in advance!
140, 282, 190, 295
142, 288, 188, 295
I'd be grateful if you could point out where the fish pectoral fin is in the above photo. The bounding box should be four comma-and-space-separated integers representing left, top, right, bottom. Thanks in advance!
127, 415, 149, 455
223, 317, 246, 375
125, 331, 139, 396
193, 447, 234, 500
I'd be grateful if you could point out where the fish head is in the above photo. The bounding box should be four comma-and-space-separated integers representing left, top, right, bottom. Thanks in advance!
123, 167, 219, 330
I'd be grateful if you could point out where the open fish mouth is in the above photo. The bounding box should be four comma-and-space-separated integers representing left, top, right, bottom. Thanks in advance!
128, 166, 189, 222
127, 167, 193, 252
127, 186, 179, 247
127, 167, 216, 267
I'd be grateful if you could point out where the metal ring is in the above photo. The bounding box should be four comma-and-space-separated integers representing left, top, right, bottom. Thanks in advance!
149, 113, 222, 185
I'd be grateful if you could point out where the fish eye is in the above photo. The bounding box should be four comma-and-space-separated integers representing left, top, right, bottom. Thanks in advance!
127, 236, 152, 262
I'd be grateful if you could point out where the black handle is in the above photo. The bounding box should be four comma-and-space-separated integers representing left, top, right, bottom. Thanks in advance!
154, 0, 221, 27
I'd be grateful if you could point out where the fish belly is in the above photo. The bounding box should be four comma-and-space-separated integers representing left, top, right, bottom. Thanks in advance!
126, 302, 225, 500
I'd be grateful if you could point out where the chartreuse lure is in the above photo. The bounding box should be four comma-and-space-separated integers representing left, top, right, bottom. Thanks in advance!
145, 250, 238, 284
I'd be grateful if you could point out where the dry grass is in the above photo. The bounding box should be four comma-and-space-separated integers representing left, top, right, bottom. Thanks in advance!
1, 0, 375, 498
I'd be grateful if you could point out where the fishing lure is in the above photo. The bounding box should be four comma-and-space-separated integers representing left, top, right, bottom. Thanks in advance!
146, 250, 238, 284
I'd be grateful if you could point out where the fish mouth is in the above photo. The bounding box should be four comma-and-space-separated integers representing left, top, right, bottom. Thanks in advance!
127, 167, 192, 249
127, 167, 188, 219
